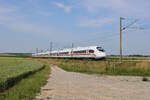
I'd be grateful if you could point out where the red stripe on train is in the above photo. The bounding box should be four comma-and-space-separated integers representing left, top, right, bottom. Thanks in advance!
58, 53, 96, 57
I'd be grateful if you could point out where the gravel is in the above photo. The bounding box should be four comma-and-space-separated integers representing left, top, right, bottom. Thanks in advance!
36, 66, 150, 100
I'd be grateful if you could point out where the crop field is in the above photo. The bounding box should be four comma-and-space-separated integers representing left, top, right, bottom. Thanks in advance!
0, 57, 50, 99
37, 57, 150, 76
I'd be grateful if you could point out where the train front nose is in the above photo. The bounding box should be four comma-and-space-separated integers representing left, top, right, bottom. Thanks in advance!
101, 52, 106, 57
96, 52, 106, 59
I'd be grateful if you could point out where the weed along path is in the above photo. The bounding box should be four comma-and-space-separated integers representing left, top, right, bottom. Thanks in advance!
36, 66, 150, 100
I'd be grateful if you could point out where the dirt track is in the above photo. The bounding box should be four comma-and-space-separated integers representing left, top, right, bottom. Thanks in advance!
36, 66, 150, 100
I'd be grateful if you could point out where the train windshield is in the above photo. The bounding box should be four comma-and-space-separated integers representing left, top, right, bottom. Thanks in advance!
96, 47, 105, 52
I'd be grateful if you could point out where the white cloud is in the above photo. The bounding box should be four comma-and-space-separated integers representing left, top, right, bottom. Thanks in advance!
79, 17, 115, 28
54, 2, 72, 13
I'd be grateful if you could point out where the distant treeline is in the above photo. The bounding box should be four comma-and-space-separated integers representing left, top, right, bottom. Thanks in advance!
109, 55, 150, 57
0, 53, 32, 57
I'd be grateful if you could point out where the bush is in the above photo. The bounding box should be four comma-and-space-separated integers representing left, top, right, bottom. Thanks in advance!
142, 77, 149, 82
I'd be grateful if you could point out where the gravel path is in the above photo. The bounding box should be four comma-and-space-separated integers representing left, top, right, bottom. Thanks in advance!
36, 66, 150, 100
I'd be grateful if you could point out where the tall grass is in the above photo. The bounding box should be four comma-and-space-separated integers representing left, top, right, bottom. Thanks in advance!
60, 60, 106, 74
37, 58, 150, 76
108, 60, 150, 76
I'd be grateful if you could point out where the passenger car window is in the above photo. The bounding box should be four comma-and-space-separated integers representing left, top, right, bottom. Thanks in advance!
73, 50, 86, 54
89, 50, 94, 53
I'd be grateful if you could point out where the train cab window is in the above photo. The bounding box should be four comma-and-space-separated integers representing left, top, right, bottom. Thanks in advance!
96, 47, 105, 52
89, 50, 94, 53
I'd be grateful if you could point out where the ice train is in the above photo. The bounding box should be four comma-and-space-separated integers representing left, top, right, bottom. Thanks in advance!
32, 46, 106, 59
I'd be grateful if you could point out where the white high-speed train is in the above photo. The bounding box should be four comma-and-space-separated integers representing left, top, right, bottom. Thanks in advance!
32, 46, 106, 59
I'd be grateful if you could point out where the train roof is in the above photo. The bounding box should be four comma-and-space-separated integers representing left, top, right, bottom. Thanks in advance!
73, 46, 98, 50
55, 46, 100, 52
35, 46, 102, 54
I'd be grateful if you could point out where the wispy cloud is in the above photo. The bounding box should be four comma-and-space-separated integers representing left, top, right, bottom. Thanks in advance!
0, 6, 17, 24
80, 0, 150, 18
53, 2, 72, 13
82, 0, 126, 12
4, 19, 52, 34
0, 5, 53, 35
0, 5, 16, 14
79, 17, 115, 28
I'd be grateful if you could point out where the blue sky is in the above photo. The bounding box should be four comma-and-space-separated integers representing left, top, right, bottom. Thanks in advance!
0, 0, 150, 55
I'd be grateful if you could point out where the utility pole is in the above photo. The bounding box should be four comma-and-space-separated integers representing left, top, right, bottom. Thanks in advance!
50, 42, 53, 56
36, 48, 38, 56
119, 17, 138, 62
71, 43, 74, 48
120, 17, 123, 62
71, 43, 74, 56
36, 48, 38, 54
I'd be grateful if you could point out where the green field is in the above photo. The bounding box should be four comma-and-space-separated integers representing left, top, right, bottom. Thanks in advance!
38, 57, 150, 76
0, 57, 50, 100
